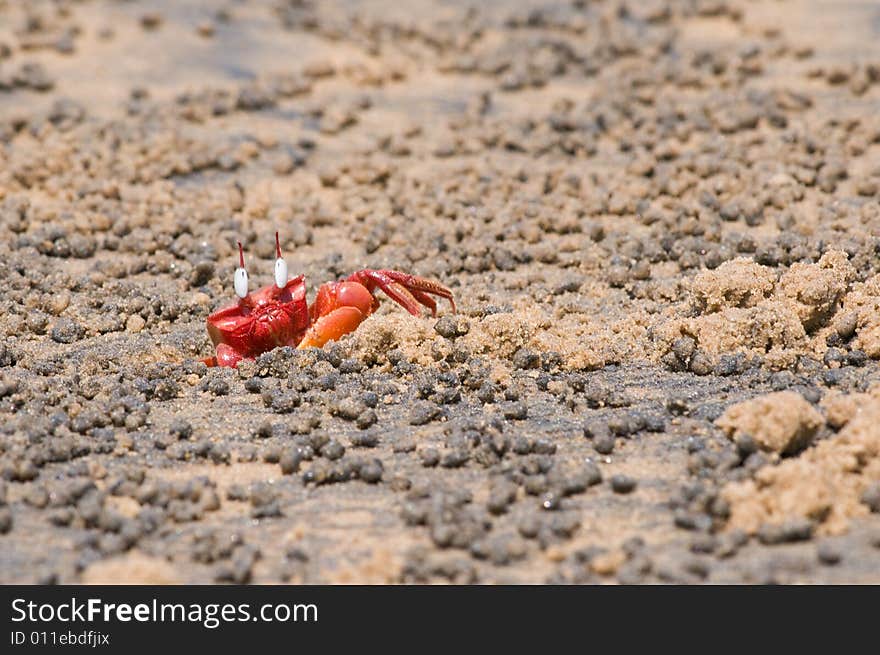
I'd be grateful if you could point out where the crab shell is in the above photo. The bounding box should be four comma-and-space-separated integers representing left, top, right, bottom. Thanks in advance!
206, 275, 310, 359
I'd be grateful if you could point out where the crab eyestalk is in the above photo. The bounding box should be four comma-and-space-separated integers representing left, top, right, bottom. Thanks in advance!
234, 241, 249, 299
274, 231, 288, 289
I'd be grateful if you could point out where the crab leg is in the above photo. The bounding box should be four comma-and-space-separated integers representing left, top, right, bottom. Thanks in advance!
296, 271, 455, 349
345, 269, 456, 316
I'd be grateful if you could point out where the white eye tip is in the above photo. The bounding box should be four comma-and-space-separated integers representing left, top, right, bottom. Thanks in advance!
274, 258, 288, 289
234, 267, 249, 298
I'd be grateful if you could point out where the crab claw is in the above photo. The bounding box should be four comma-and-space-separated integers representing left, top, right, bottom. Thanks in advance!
295, 270, 456, 350
296, 279, 376, 349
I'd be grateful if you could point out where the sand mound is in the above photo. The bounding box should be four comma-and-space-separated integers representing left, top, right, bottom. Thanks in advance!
690, 257, 776, 312
656, 300, 807, 369
342, 313, 437, 366
841, 273, 880, 358
656, 250, 855, 368
723, 389, 880, 536
716, 391, 824, 454
344, 308, 625, 374
777, 250, 855, 332
460, 311, 540, 362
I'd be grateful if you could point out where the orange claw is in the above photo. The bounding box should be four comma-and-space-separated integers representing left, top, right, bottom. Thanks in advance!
295, 272, 456, 349
297, 306, 367, 349
297, 280, 374, 349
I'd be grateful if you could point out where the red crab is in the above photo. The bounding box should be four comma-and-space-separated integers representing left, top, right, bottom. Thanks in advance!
202, 233, 456, 367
